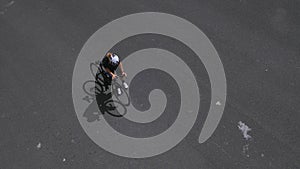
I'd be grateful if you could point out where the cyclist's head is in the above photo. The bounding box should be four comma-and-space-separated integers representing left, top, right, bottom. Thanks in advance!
106, 52, 113, 58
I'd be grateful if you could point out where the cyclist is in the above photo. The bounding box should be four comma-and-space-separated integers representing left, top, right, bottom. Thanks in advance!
100, 52, 128, 94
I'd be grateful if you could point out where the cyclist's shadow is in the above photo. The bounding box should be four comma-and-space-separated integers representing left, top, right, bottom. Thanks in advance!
82, 99, 100, 122
82, 72, 127, 123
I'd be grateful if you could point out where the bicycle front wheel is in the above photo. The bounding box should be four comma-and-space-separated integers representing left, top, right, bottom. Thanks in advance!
113, 83, 130, 106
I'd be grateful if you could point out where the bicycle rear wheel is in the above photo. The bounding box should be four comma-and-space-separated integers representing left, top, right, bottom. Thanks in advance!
90, 63, 101, 78
104, 100, 127, 117
83, 80, 104, 96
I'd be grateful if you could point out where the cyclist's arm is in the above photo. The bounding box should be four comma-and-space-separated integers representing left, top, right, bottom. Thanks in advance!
105, 68, 117, 79
119, 62, 125, 74
119, 62, 127, 77
104, 67, 114, 76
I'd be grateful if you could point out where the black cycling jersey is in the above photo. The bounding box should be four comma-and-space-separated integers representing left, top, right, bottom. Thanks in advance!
101, 54, 120, 73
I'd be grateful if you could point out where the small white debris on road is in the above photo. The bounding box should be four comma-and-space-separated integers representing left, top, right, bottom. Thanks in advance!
1, 0, 15, 15
242, 144, 250, 157
216, 101, 222, 106
238, 121, 252, 140
62, 158, 66, 162
242, 144, 249, 153
36, 142, 42, 149
5, 1, 15, 7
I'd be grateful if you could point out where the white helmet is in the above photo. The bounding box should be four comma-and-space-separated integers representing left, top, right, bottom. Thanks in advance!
110, 53, 120, 65
110, 53, 120, 66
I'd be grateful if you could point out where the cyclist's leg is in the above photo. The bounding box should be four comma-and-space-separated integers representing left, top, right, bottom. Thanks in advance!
116, 68, 128, 89
121, 78, 128, 89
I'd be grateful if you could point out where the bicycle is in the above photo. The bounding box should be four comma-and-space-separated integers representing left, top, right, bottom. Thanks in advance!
83, 61, 130, 106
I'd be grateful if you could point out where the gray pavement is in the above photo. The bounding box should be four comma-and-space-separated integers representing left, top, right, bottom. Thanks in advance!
0, 0, 299, 168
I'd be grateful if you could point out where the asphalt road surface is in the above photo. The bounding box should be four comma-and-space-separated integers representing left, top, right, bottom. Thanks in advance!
0, 0, 299, 168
